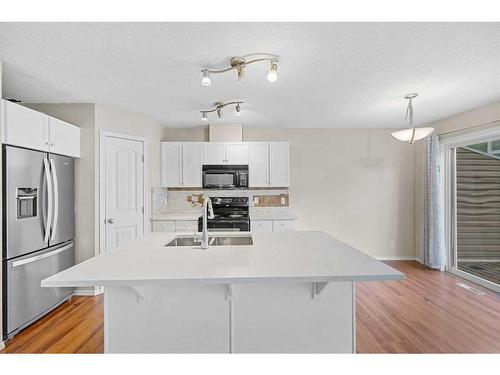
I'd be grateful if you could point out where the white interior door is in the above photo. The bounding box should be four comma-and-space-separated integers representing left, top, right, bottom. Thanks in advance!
104, 135, 144, 252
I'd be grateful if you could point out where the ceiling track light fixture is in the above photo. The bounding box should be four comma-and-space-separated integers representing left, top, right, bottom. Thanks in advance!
391, 93, 435, 144
201, 101, 243, 121
201, 53, 279, 86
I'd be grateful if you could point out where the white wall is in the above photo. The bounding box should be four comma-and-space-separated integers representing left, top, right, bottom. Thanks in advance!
162, 127, 415, 259
414, 98, 500, 261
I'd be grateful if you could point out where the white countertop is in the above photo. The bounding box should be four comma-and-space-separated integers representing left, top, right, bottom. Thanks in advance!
42, 231, 403, 287
151, 211, 201, 221
152, 209, 297, 221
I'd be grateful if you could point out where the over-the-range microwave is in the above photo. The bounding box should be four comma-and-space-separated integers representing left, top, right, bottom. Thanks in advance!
202, 165, 248, 189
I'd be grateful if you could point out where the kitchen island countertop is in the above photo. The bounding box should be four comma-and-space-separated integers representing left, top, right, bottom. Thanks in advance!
42, 231, 403, 287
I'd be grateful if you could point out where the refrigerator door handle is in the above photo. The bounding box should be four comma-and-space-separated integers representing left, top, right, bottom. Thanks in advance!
43, 157, 53, 243
49, 158, 59, 242
12, 242, 74, 268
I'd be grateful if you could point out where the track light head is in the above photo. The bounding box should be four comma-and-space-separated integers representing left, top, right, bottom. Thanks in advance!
237, 66, 245, 82
201, 112, 208, 121
201, 69, 211, 87
267, 62, 278, 82
235, 103, 242, 117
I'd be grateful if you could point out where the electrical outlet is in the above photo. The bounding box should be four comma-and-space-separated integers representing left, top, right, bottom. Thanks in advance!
280, 197, 286, 205
253, 197, 259, 205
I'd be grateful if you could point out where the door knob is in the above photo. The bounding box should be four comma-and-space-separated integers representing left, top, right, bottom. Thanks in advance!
107, 218, 115, 224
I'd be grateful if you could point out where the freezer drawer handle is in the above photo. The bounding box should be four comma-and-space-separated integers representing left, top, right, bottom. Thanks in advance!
12, 242, 74, 268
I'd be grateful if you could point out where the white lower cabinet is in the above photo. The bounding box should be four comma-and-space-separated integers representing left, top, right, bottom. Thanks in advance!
175, 220, 198, 232
153, 219, 295, 233
251, 220, 273, 232
272, 220, 295, 231
152, 220, 198, 233
152, 221, 176, 233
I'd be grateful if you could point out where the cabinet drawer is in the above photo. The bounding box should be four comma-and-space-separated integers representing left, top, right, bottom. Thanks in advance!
152, 221, 176, 232
272, 220, 295, 231
175, 220, 198, 232
251, 220, 273, 232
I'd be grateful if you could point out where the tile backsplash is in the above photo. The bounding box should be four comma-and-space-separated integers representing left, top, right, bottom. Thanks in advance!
151, 187, 289, 217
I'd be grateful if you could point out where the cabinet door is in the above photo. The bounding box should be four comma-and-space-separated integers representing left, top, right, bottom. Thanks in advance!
272, 220, 295, 231
49, 117, 81, 157
269, 142, 289, 187
203, 143, 226, 164
225, 142, 249, 164
152, 221, 176, 232
251, 220, 273, 232
2, 100, 49, 152
248, 142, 269, 187
175, 220, 198, 232
182, 142, 203, 187
161, 142, 183, 187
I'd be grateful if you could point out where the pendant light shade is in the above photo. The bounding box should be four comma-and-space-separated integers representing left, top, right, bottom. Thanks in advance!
391, 93, 434, 144
390, 127, 435, 144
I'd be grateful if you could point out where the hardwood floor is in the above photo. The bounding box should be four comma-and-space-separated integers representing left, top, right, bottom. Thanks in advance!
1, 294, 103, 354
1, 261, 499, 354
357, 261, 500, 353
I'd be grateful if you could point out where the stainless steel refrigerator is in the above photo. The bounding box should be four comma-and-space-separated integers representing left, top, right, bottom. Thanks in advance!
2, 145, 75, 340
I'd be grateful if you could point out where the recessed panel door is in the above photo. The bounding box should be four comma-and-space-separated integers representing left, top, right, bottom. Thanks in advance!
104, 136, 144, 252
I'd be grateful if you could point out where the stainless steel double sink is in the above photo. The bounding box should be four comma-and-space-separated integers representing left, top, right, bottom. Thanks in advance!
165, 234, 253, 247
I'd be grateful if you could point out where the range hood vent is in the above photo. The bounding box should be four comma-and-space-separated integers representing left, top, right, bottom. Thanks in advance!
209, 124, 242, 142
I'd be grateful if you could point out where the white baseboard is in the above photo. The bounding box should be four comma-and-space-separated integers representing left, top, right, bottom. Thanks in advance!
375, 256, 418, 261
74, 286, 103, 296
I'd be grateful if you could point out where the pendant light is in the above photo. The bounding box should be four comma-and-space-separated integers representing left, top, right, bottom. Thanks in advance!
391, 93, 434, 144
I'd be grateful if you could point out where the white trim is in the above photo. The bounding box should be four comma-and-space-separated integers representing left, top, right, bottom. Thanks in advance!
0, 340, 4, 351
351, 281, 356, 354
98, 130, 149, 256
375, 256, 418, 261
440, 121, 500, 146
449, 267, 500, 293
73, 287, 103, 296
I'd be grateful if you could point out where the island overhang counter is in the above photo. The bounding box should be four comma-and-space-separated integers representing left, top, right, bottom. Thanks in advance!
42, 231, 404, 353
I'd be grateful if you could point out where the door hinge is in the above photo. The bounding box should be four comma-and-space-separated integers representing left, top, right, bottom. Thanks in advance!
141, 154, 144, 163
142, 206, 144, 214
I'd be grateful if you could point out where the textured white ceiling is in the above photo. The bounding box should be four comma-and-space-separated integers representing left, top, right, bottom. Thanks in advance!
1, 22, 500, 128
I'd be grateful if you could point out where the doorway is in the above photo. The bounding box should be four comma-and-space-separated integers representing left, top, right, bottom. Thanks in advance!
443, 126, 500, 292
99, 131, 148, 254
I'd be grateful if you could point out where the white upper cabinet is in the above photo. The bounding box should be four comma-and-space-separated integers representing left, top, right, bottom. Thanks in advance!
248, 142, 269, 187
2, 100, 50, 152
1, 100, 81, 157
269, 142, 289, 187
225, 142, 249, 164
161, 141, 290, 188
182, 142, 203, 187
203, 142, 248, 164
49, 117, 81, 157
203, 142, 226, 164
161, 142, 183, 187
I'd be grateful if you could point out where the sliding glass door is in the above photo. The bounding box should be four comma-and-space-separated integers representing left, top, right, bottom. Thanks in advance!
446, 134, 500, 292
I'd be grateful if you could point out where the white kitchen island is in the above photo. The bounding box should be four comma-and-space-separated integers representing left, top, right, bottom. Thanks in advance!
42, 231, 403, 353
